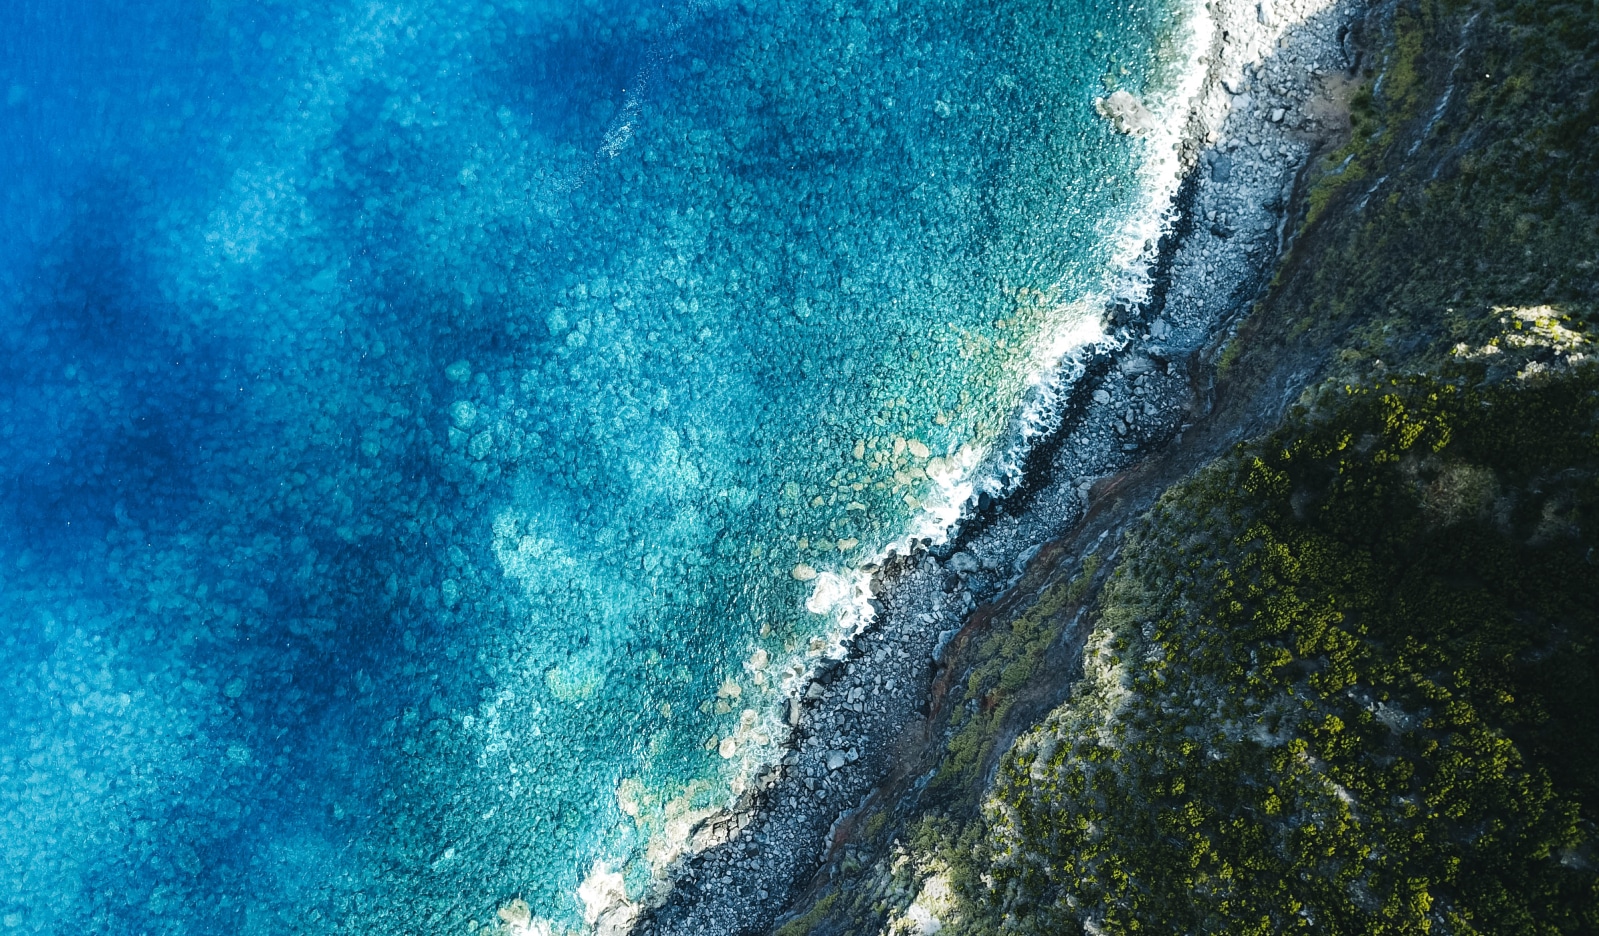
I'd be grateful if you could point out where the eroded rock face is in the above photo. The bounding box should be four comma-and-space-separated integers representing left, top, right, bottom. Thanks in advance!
1095, 90, 1158, 135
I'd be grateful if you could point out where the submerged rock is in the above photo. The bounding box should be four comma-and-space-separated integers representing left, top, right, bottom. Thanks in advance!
1095, 90, 1157, 136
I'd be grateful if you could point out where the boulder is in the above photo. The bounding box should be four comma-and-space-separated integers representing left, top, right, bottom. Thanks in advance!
1094, 90, 1157, 136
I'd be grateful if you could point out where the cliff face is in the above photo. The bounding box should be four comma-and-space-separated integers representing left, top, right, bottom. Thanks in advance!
768, 1, 1599, 933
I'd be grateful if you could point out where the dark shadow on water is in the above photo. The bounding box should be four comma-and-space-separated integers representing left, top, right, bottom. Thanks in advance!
0, 172, 506, 931
0, 176, 238, 558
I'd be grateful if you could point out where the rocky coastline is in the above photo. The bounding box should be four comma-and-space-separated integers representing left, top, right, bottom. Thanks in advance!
622, 1, 1386, 933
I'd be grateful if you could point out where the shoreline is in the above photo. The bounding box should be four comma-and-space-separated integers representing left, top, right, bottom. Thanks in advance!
617, 1, 1379, 933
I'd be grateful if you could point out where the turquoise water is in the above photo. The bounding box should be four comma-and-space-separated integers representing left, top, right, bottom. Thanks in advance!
0, 0, 1195, 931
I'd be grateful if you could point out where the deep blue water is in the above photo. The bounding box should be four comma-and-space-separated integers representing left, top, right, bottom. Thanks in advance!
0, 0, 1194, 931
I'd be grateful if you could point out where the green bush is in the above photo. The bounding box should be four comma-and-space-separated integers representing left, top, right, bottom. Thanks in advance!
960, 371, 1599, 935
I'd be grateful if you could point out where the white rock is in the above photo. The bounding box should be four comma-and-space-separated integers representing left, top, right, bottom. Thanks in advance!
1120, 355, 1156, 376
1094, 90, 1157, 136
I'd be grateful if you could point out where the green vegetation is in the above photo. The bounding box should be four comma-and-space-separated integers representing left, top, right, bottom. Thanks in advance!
1302, 0, 1435, 229
928, 553, 1103, 807
955, 369, 1599, 935
773, 893, 839, 936
1239, 0, 1599, 387
764, 555, 1109, 936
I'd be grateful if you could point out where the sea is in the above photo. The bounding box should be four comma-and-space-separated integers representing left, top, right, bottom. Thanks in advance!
0, 0, 1201, 932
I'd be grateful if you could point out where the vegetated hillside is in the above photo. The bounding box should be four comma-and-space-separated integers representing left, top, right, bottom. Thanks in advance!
767, 0, 1599, 934
1226, 0, 1599, 390
969, 371, 1599, 935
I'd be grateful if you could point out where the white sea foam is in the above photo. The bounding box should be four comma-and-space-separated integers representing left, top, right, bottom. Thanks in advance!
986, 4, 1216, 495
787, 0, 1215, 662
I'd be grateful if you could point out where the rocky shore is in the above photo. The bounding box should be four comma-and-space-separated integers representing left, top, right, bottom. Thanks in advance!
623, 1, 1385, 933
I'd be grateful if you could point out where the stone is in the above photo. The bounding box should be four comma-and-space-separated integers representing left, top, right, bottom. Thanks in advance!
498, 899, 532, 927
1211, 154, 1233, 183
791, 563, 817, 581
825, 750, 847, 771
947, 552, 979, 573
1094, 90, 1157, 136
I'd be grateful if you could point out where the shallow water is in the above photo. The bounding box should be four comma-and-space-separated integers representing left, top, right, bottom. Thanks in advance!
0, 0, 1192, 931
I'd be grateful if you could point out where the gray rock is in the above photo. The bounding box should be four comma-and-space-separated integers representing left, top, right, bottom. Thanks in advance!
1211, 154, 1233, 183
947, 552, 979, 573
1120, 355, 1156, 376
1094, 90, 1157, 136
